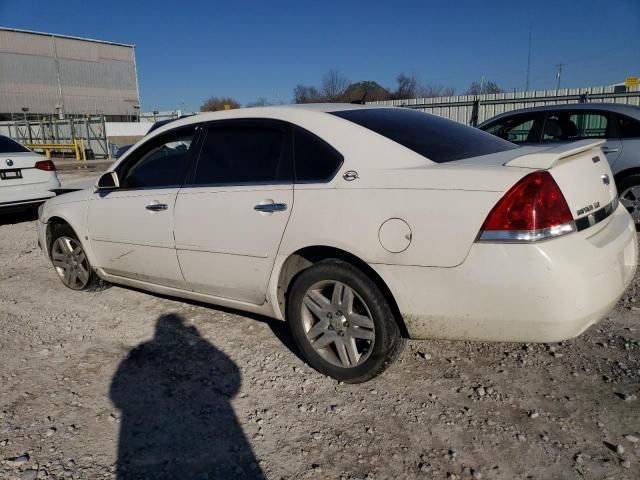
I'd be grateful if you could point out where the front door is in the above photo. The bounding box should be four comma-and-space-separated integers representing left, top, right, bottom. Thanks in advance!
88, 125, 198, 288
174, 120, 293, 304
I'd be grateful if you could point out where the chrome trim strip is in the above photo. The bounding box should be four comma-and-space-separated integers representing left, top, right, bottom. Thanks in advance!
574, 197, 618, 232
478, 222, 576, 243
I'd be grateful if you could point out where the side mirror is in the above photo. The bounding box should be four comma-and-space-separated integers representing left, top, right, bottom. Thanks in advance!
96, 171, 120, 190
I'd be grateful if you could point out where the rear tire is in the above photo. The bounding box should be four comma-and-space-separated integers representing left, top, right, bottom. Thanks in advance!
618, 174, 640, 227
49, 224, 101, 291
286, 259, 406, 383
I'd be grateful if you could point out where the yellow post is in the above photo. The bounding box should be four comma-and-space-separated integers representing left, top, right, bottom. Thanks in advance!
80, 139, 86, 161
44, 148, 51, 159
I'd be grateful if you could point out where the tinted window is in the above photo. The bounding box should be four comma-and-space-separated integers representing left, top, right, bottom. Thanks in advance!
0, 136, 30, 153
120, 127, 195, 188
294, 127, 343, 182
191, 124, 290, 185
483, 113, 541, 143
542, 112, 608, 142
617, 115, 640, 138
331, 108, 517, 163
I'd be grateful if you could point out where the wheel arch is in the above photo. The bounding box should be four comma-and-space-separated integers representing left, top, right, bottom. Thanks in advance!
45, 214, 96, 266
614, 167, 640, 188
275, 245, 408, 337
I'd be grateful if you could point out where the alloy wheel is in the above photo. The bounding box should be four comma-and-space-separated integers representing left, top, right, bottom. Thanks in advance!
620, 185, 640, 225
301, 280, 375, 368
51, 236, 91, 290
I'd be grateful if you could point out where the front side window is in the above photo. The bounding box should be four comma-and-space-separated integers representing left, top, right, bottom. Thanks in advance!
331, 108, 517, 163
542, 112, 608, 142
191, 123, 290, 186
0, 136, 30, 153
483, 113, 541, 144
617, 115, 640, 138
119, 127, 196, 189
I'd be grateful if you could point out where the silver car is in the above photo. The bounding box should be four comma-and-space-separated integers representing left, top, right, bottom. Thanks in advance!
479, 103, 640, 225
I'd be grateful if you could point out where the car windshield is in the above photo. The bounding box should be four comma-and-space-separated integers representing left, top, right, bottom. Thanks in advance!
0, 136, 30, 153
331, 108, 518, 163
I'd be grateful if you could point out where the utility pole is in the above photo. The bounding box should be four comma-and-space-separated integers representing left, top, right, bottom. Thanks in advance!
525, 28, 532, 91
480, 75, 484, 95
555, 63, 564, 91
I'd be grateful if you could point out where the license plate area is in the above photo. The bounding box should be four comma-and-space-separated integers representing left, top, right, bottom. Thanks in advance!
0, 169, 23, 180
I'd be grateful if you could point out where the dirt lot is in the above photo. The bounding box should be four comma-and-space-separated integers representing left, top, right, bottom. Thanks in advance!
1, 169, 639, 480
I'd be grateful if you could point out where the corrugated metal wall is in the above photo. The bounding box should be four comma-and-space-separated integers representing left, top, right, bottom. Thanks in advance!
0, 29, 139, 116
368, 86, 640, 124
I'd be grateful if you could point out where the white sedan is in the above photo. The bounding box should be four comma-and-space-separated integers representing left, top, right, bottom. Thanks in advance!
36, 105, 638, 382
0, 135, 60, 213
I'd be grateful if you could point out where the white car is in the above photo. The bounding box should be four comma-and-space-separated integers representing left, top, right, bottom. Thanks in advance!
0, 135, 60, 213
36, 105, 638, 382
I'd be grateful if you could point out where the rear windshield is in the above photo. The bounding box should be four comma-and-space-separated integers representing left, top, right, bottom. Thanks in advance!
0, 136, 30, 153
331, 108, 518, 163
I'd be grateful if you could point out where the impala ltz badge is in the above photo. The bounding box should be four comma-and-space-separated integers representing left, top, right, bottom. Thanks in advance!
601, 174, 610, 185
5, 159, 13, 167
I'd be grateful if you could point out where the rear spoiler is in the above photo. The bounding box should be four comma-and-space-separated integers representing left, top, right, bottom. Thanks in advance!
505, 139, 605, 169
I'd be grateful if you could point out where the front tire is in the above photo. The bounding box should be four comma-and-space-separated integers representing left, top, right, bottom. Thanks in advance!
287, 259, 406, 383
49, 224, 99, 291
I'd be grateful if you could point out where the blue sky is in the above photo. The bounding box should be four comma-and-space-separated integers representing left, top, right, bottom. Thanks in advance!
1, 0, 639, 111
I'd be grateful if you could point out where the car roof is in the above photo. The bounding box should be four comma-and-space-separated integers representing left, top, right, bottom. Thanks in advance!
147, 103, 398, 134
479, 102, 640, 126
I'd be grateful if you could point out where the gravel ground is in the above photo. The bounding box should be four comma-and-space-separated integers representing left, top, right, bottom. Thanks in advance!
1, 170, 639, 479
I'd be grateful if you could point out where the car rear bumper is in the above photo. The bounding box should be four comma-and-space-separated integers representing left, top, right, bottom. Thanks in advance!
0, 195, 55, 214
373, 204, 638, 343
0, 176, 59, 211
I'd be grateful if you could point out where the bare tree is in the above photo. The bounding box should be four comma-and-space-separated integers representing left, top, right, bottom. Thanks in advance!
394, 73, 418, 100
320, 69, 350, 101
200, 96, 240, 112
293, 84, 324, 104
465, 80, 503, 95
245, 97, 271, 107
417, 84, 456, 98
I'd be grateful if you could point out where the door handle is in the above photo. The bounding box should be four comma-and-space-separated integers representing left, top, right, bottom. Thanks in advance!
602, 147, 619, 153
254, 202, 287, 213
145, 203, 168, 211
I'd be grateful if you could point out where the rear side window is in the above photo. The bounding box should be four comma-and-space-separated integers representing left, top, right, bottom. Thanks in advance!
0, 136, 30, 153
191, 124, 290, 186
294, 127, 343, 182
331, 108, 517, 163
617, 115, 640, 138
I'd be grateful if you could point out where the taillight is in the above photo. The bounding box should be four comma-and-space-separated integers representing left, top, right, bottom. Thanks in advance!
34, 160, 56, 171
478, 170, 576, 242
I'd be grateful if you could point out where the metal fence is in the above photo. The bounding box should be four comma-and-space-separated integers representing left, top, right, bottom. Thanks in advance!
0, 115, 109, 158
368, 86, 640, 125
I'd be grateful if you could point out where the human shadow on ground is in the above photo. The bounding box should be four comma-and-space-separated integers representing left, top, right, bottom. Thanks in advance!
110, 313, 265, 480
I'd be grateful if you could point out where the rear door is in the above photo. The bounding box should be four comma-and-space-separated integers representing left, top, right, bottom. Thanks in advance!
174, 119, 293, 304
541, 110, 622, 165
